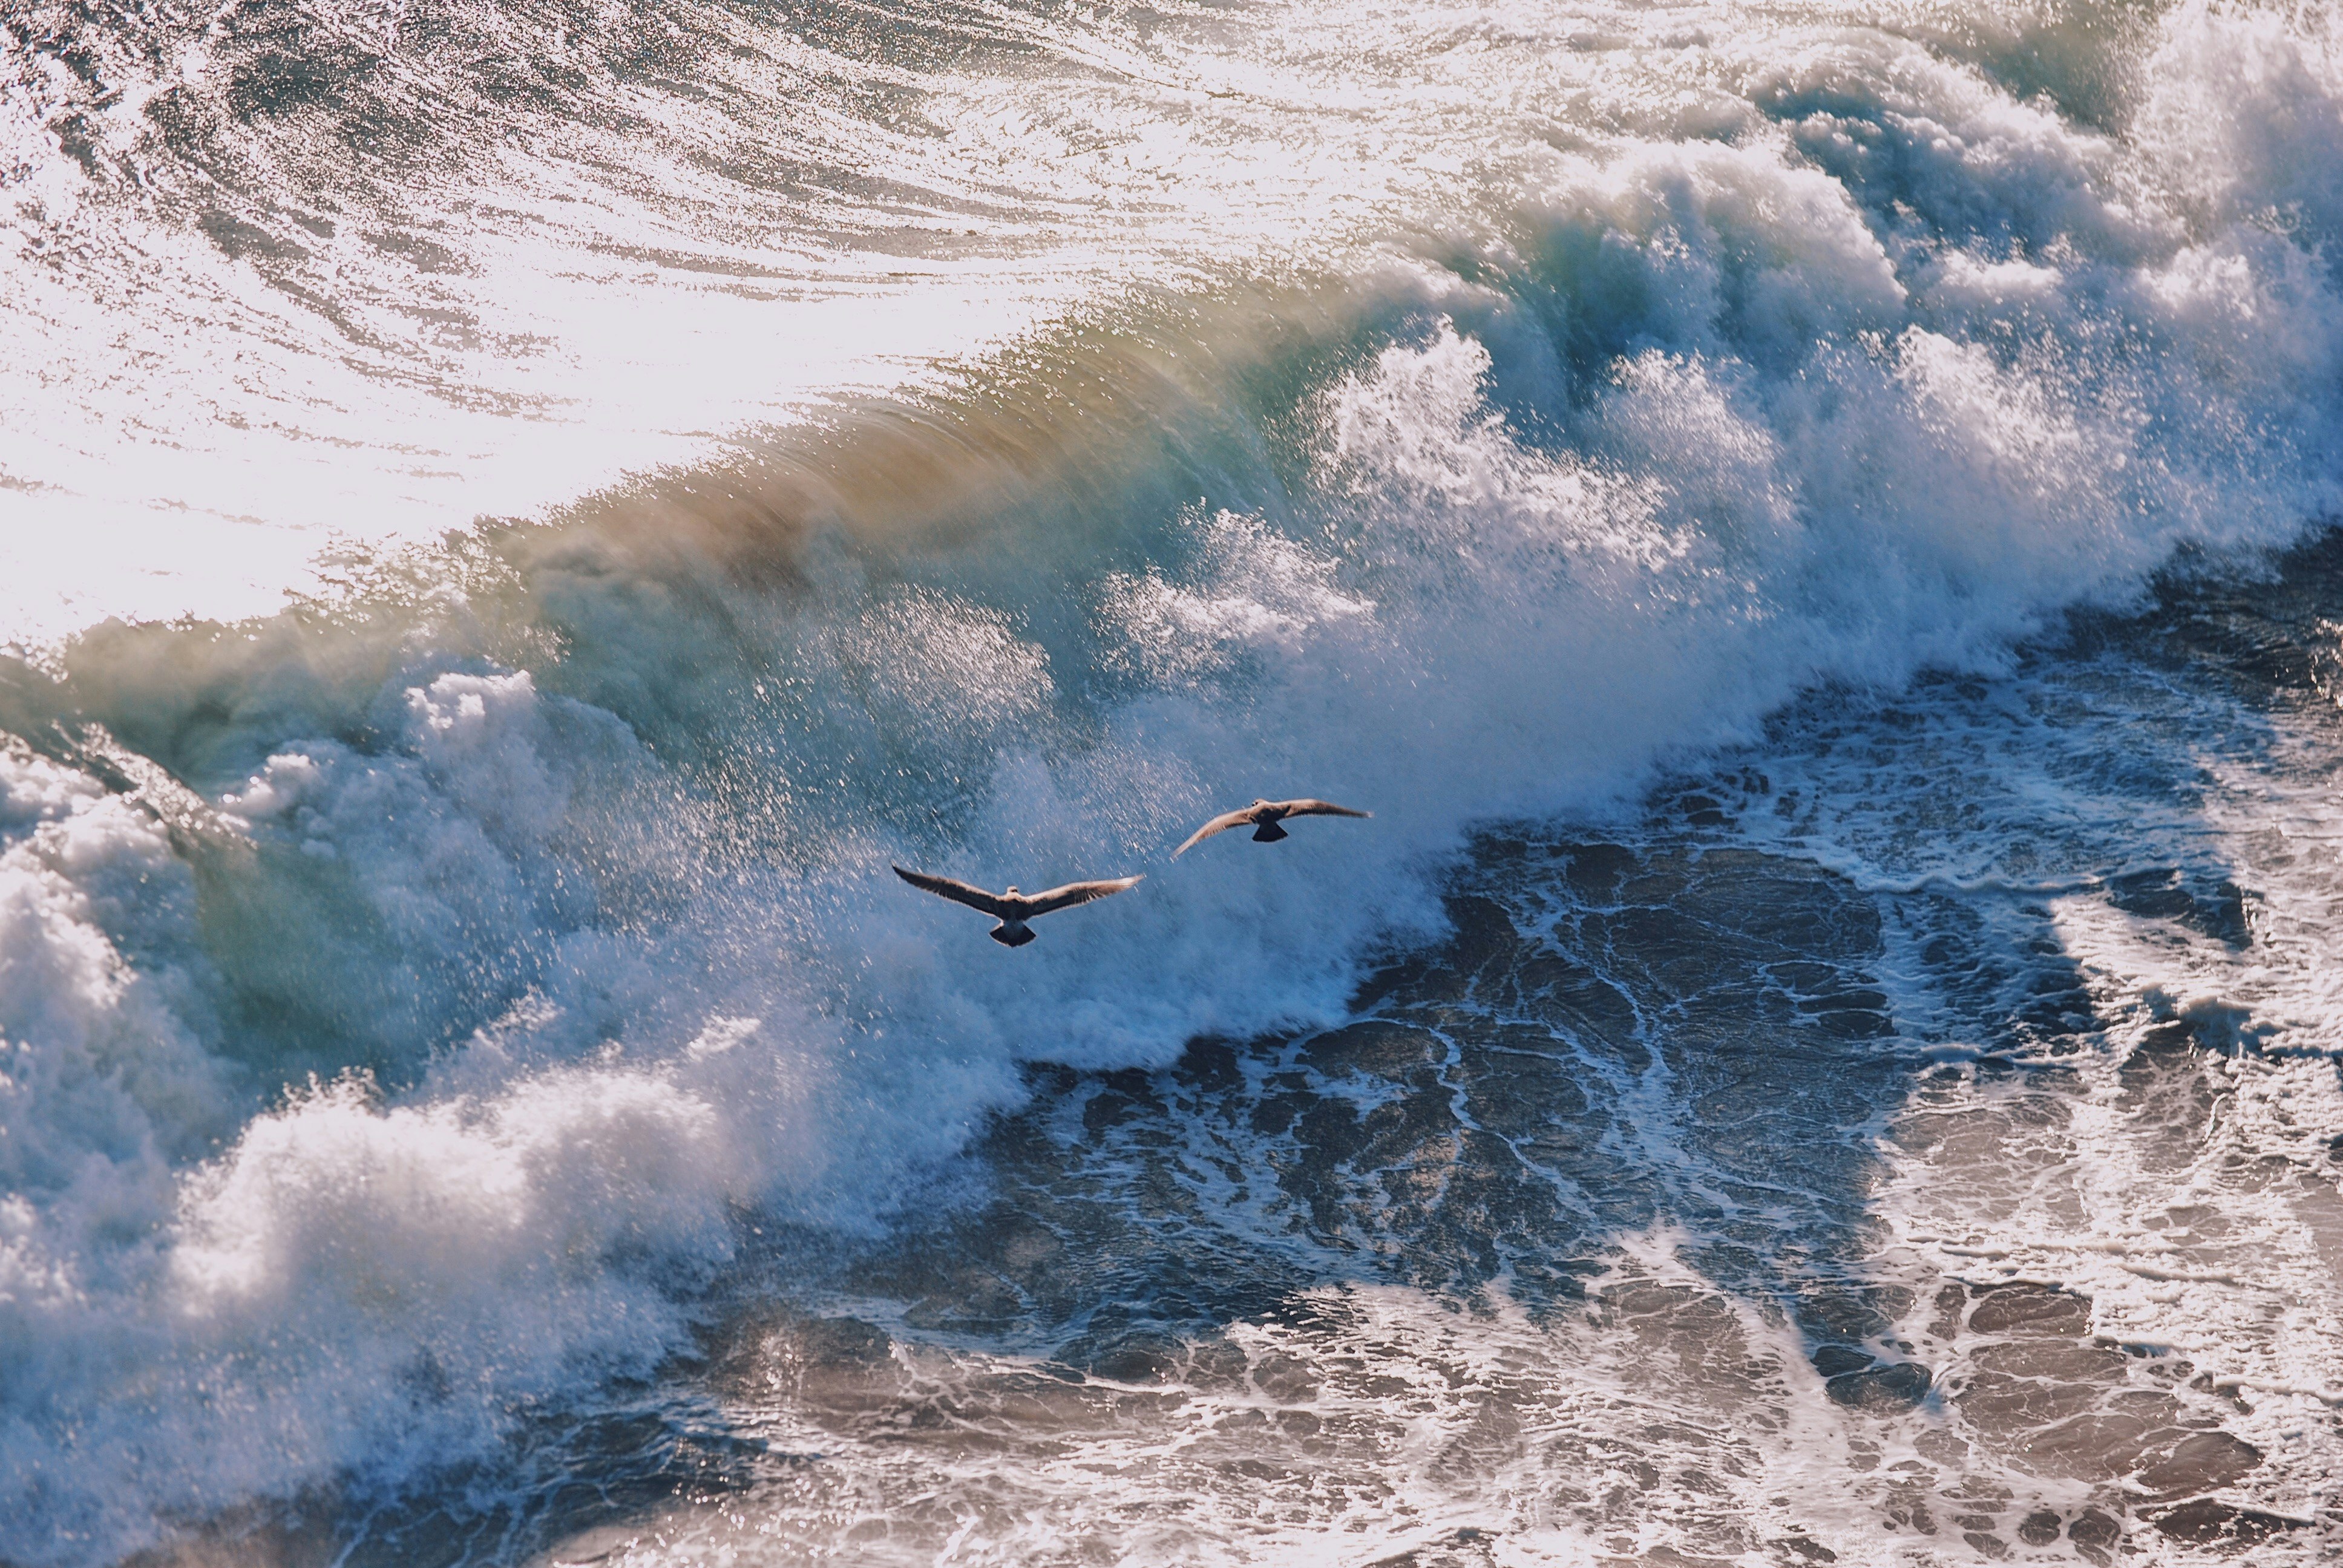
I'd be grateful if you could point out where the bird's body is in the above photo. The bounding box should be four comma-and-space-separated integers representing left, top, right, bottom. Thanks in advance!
891, 866, 1143, 945
1174, 797, 1371, 857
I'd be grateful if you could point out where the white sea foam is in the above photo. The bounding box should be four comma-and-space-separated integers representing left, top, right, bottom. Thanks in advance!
4, 0, 2343, 1560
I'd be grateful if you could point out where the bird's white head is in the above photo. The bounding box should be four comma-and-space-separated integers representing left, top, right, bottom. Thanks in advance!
1004, 886, 1021, 895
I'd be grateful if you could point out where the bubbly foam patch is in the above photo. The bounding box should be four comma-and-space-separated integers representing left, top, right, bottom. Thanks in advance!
2, 0, 2342, 1561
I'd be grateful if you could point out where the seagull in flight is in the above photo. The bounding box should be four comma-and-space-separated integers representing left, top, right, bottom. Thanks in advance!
1173, 798, 1371, 857
892, 866, 1144, 946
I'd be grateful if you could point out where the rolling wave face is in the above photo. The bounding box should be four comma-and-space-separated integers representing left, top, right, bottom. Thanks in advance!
4, 0, 2343, 1561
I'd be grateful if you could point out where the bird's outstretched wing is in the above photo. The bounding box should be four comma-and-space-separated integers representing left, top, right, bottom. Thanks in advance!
1023, 874, 1144, 915
1173, 808, 1258, 858
893, 865, 1010, 918
1276, 799, 1371, 819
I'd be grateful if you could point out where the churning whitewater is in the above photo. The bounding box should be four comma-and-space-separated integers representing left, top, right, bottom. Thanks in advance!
5, 0, 2343, 1563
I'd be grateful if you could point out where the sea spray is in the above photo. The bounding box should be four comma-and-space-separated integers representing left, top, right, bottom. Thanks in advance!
3, 1, 2343, 1561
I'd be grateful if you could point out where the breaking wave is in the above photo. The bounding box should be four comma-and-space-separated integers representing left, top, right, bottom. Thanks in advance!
3, 0, 2342, 1560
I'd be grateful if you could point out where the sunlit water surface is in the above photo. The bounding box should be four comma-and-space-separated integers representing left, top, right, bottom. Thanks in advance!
5, 1, 2343, 1563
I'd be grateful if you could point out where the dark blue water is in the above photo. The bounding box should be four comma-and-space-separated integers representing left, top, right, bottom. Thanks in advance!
4, 2, 2343, 1563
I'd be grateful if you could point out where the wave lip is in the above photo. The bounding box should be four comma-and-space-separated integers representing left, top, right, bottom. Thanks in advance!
4, 0, 2343, 1562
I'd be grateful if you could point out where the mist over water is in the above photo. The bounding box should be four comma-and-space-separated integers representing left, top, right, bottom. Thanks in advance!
5, 0, 2343, 1563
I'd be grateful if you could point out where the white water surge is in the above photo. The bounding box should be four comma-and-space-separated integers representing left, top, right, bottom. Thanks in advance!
3, 1, 2343, 1562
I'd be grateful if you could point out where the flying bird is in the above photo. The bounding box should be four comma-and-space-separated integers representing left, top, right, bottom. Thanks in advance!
1173, 798, 1371, 857
891, 866, 1144, 947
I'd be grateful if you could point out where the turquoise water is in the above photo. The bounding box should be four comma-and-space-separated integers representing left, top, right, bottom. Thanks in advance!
3, 2, 2342, 1561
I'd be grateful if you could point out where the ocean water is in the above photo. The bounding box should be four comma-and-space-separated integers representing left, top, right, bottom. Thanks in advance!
4, 0, 2343, 1562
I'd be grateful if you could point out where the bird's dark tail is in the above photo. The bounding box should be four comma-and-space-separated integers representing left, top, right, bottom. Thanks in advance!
1251, 822, 1289, 842
990, 922, 1037, 947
